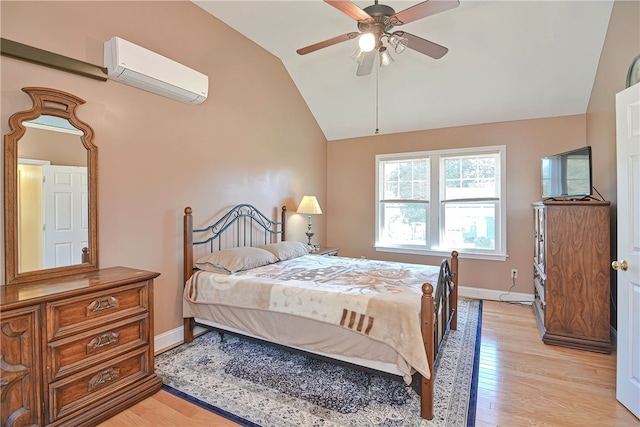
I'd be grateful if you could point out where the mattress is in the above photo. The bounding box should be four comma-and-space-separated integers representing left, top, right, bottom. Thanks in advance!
184, 254, 442, 381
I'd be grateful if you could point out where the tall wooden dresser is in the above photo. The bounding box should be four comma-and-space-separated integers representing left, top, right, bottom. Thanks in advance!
532, 200, 611, 353
0, 267, 163, 426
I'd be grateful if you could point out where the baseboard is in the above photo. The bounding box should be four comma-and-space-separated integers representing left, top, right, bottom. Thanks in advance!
459, 286, 534, 304
610, 326, 617, 350
155, 287, 533, 352
155, 324, 208, 354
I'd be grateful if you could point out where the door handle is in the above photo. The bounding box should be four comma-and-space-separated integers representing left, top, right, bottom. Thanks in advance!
612, 260, 629, 271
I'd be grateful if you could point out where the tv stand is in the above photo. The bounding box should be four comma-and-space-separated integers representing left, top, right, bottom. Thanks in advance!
543, 195, 599, 202
532, 200, 611, 353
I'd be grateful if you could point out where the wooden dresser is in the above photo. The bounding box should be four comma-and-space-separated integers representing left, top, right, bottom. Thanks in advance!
532, 200, 611, 353
0, 266, 163, 426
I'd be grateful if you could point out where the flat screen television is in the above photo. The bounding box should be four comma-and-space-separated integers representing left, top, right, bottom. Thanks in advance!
541, 146, 593, 199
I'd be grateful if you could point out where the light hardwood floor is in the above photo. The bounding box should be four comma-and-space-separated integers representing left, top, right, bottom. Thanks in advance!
99, 300, 639, 426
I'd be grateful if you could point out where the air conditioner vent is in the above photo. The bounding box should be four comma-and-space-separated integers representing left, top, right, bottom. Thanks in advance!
104, 37, 208, 105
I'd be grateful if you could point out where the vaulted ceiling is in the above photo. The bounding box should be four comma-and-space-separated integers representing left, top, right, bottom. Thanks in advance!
193, 1, 613, 141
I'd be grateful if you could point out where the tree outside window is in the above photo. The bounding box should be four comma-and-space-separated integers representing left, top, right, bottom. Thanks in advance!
376, 146, 506, 259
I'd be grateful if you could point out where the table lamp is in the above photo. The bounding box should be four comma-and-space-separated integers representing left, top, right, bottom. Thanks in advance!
296, 195, 322, 246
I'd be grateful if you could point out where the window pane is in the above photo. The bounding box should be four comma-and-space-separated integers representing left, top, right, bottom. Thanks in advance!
382, 159, 429, 201
442, 202, 496, 250
380, 202, 428, 245
385, 181, 398, 199
444, 154, 497, 199
376, 146, 505, 257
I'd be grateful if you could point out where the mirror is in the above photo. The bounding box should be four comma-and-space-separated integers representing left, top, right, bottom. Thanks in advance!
5, 87, 98, 285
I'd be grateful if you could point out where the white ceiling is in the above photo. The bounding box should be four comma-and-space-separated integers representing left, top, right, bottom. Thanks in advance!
193, 0, 613, 141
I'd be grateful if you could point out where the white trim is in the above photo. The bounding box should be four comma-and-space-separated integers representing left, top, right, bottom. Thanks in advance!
459, 286, 534, 304
23, 120, 83, 135
18, 158, 51, 166
154, 324, 208, 354
374, 246, 508, 261
375, 145, 507, 259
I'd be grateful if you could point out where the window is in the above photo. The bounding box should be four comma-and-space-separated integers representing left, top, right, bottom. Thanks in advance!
375, 145, 506, 260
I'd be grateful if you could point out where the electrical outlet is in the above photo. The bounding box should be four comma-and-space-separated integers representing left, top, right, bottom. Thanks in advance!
511, 269, 518, 279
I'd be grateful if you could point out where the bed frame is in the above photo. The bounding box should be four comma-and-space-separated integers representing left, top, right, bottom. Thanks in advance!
182, 204, 458, 420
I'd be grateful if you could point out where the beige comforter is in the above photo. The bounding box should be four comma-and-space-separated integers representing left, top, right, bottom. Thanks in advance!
184, 255, 441, 380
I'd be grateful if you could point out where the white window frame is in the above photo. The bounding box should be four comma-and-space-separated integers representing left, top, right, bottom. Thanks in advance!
375, 145, 507, 261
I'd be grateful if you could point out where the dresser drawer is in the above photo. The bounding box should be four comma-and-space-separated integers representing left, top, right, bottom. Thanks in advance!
47, 347, 151, 423
46, 281, 150, 341
47, 313, 149, 382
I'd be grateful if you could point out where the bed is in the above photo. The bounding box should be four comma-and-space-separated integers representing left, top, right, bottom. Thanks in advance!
182, 204, 459, 420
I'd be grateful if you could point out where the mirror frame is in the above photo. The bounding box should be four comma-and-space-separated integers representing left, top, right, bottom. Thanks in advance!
4, 87, 98, 285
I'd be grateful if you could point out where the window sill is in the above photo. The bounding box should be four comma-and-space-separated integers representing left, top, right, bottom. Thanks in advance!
374, 245, 508, 261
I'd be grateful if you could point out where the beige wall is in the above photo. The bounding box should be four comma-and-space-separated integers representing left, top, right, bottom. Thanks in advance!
327, 115, 587, 295
20, 128, 87, 166
1, 1, 328, 336
585, 0, 640, 326
587, 0, 640, 216
2, 0, 638, 335
327, 0, 639, 297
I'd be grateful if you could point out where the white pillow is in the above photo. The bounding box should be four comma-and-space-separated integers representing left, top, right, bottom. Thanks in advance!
259, 241, 312, 261
195, 247, 278, 273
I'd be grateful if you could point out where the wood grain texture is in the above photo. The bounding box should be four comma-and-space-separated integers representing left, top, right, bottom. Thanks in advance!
0, 267, 162, 426
533, 201, 611, 352
476, 301, 636, 426
0, 305, 41, 426
99, 300, 639, 426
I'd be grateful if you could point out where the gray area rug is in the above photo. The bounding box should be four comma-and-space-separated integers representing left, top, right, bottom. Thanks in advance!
155, 298, 481, 426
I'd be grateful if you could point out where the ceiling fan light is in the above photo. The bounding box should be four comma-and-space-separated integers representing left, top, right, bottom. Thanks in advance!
379, 47, 394, 67
389, 33, 408, 54
350, 48, 366, 64
358, 33, 376, 52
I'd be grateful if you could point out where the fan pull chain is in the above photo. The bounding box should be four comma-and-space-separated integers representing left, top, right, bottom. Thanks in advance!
375, 62, 379, 134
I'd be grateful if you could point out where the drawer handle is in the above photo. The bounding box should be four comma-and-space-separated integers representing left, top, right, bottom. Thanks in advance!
87, 296, 119, 315
88, 368, 120, 391
87, 332, 119, 353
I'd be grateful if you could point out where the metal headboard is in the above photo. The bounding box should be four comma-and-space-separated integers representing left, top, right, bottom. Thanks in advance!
193, 203, 284, 251
434, 258, 455, 356
183, 204, 288, 284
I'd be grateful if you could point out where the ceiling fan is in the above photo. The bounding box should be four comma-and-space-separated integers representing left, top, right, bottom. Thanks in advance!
296, 0, 459, 77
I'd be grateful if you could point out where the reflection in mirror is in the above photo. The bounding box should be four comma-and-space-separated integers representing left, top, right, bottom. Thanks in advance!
5, 87, 98, 285
18, 117, 88, 273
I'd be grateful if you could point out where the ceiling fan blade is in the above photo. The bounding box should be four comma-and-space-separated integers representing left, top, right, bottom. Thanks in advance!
297, 32, 359, 55
396, 31, 448, 59
324, 0, 372, 22
389, 0, 459, 26
356, 50, 376, 77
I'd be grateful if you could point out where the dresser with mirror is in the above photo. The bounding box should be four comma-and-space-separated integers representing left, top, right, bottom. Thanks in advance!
0, 87, 162, 426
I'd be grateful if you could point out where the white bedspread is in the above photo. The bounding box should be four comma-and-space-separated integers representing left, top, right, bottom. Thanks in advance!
184, 255, 441, 380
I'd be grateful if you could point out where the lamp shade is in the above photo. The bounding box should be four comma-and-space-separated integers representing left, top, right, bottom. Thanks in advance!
351, 48, 366, 65
379, 47, 394, 67
297, 196, 322, 215
389, 33, 408, 54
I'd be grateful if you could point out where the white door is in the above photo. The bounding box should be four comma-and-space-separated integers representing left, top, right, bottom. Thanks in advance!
615, 82, 640, 419
42, 165, 89, 268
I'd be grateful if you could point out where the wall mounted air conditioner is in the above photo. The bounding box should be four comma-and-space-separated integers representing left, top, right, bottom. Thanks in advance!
104, 36, 208, 105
